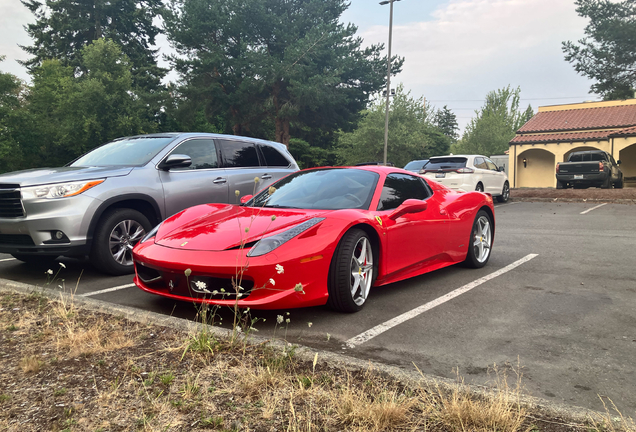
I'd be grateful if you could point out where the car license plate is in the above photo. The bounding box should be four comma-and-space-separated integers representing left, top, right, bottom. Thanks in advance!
435, 173, 445, 178
574, 175, 583, 179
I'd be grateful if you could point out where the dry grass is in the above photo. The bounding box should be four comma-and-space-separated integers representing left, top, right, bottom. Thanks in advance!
590, 398, 636, 432
2, 290, 635, 431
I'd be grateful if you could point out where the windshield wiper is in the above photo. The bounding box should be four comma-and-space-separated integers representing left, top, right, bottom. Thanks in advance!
262, 204, 298, 209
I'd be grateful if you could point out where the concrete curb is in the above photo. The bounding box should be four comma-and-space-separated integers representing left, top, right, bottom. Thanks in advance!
0, 277, 607, 427
510, 197, 636, 204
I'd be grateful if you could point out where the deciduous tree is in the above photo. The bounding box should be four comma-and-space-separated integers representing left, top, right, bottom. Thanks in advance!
453, 86, 533, 156
336, 85, 450, 167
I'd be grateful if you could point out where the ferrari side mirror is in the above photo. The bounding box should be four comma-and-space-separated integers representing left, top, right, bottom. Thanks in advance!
240, 194, 253, 204
388, 199, 428, 220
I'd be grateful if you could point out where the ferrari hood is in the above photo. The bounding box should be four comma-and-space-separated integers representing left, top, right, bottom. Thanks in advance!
156, 205, 328, 251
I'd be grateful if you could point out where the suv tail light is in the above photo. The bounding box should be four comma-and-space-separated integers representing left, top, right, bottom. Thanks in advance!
455, 168, 474, 174
556, 163, 560, 173
598, 161, 603, 172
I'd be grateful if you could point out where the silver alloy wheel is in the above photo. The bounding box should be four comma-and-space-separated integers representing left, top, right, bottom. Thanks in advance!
502, 183, 510, 200
349, 237, 373, 306
109, 219, 146, 266
473, 215, 492, 263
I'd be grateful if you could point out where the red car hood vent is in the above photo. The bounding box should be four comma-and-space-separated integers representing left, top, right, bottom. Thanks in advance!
156, 206, 327, 251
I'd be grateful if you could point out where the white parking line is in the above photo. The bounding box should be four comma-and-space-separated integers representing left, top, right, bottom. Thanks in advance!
580, 203, 607, 215
345, 253, 539, 348
80, 283, 136, 297
495, 202, 520, 209
0, 258, 17, 262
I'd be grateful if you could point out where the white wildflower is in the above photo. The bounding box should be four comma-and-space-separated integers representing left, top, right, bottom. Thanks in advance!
194, 281, 207, 291
307, 322, 313, 328
184, 268, 192, 277
275, 264, 284, 274
277, 315, 284, 324
58, 262, 66, 269
269, 278, 275, 286
46, 269, 53, 275
293, 283, 303, 292
285, 318, 290, 324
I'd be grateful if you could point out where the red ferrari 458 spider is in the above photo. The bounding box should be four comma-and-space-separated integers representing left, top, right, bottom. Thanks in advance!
133, 166, 495, 312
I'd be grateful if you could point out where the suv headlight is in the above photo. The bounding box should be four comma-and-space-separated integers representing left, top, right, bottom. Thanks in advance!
21, 179, 105, 200
248, 218, 325, 257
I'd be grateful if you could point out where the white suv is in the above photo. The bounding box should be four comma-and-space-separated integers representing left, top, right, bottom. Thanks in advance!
420, 155, 510, 203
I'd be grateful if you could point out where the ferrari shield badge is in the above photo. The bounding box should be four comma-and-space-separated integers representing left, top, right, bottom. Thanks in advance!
375, 215, 383, 226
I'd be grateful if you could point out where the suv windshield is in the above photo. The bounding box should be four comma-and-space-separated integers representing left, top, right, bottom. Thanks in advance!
569, 152, 605, 162
70, 137, 176, 167
404, 160, 428, 171
423, 157, 467, 170
249, 168, 380, 210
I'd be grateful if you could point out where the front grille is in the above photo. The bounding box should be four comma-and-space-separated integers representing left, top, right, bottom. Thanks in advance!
0, 234, 35, 246
0, 184, 24, 218
136, 262, 253, 300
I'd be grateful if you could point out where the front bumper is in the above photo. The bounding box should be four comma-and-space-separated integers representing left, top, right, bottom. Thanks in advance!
0, 194, 97, 256
132, 241, 332, 310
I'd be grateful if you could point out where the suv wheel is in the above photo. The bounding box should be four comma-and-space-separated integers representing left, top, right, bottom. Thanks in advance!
496, 182, 510, 203
90, 208, 151, 275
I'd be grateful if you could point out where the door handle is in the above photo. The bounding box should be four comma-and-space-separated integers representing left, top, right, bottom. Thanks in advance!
213, 177, 227, 184
261, 174, 272, 180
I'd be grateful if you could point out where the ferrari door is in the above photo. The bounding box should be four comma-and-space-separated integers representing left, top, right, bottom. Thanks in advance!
377, 173, 449, 276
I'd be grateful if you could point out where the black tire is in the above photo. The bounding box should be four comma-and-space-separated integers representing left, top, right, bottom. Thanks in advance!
463, 210, 493, 269
615, 175, 624, 189
556, 180, 564, 189
11, 254, 58, 266
496, 182, 510, 203
475, 183, 484, 192
327, 229, 375, 313
601, 176, 612, 189
90, 208, 151, 275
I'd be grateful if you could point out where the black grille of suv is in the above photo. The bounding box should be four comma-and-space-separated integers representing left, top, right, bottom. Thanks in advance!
0, 184, 24, 218
0, 234, 35, 246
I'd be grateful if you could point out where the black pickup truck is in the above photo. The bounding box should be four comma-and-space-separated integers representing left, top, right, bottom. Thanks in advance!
556, 150, 623, 189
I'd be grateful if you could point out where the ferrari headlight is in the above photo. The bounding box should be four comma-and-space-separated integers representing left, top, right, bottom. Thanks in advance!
22, 179, 105, 200
140, 223, 162, 244
248, 217, 325, 257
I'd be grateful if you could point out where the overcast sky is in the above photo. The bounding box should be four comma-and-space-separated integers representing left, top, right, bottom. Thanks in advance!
0, 0, 598, 132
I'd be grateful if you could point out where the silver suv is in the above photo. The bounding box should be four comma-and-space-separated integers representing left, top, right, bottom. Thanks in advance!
0, 133, 299, 275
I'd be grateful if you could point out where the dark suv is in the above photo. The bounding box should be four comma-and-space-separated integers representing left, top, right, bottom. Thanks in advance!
0, 133, 299, 274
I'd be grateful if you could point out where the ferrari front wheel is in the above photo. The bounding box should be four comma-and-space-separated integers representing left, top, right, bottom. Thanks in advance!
328, 229, 374, 313
464, 210, 493, 268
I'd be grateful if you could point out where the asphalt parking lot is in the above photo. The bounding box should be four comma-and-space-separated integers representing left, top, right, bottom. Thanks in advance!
1, 201, 635, 413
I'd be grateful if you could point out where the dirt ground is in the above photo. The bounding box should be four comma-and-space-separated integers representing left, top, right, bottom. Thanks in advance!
510, 187, 636, 202
3, 291, 626, 432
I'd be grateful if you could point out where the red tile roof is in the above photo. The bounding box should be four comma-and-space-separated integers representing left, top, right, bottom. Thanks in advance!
510, 130, 612, 145
518, 104, 636, 133
611, 125, 636, 136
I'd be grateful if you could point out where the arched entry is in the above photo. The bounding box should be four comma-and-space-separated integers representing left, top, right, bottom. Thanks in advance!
517, 148, 556, 188
618, 143, 636, 188
563, 146, 599, 162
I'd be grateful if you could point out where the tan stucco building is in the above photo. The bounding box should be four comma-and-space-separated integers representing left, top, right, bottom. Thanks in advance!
508, 99, 636, 188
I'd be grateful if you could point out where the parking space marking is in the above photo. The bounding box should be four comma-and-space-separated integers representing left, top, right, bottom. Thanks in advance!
495, 202, 520, 209
345, 253, 539, 348
80, 283, 136, 297
0, 258, 16, 262
580, 203, 607, 215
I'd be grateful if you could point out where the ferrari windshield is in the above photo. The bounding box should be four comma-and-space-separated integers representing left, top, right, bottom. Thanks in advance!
70, 137, 176, 167
249, 168, 380, 210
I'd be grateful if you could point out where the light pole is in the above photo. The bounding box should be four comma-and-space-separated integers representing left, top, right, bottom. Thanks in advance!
380, 0, 401, 166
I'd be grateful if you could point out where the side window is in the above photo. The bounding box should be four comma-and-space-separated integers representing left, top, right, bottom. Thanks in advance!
169, 139, 218, 170
260, 145, 290, 167
377, 173, 432, 211
218, 140, 260, 168
485, 159, 498, 171
473, 157, 488, 169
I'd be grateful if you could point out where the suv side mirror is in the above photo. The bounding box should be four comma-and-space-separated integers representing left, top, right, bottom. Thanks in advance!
617, 159, 622, 165
388, 199, 428, 220
159, 154, 192, 171
498, 166, 505, 172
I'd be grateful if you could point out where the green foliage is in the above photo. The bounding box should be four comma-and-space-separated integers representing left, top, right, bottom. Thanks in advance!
563, 0, 636, 100
336, 84, 450, 167
12, 39, 158, 170
434, 105, 459, 142
0, 57, 26, 173
164, 0, 403, 145
453, 86, 533, 156
21, 0, 166, 93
